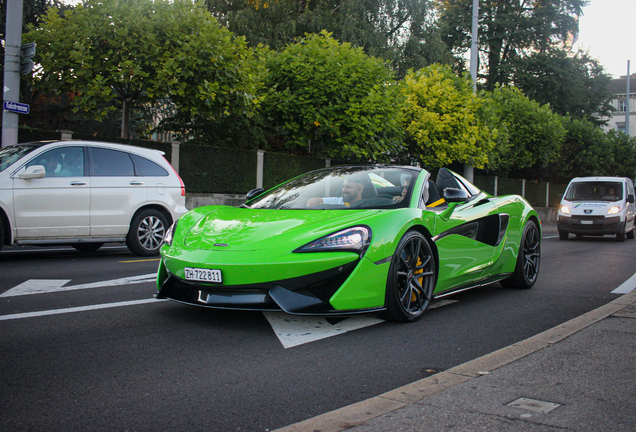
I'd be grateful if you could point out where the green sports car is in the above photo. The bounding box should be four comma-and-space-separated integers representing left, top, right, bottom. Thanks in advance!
156, 166, 541, 322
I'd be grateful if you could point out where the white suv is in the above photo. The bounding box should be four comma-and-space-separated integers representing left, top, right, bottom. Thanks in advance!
0, 140, 187, 256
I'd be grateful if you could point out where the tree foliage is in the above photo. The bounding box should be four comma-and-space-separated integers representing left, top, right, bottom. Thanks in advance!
401, 64, 497, 169
550, 118, 636, 180
25, 0, 262, 138
206, 0, 454, 79
511, 49, 613, 124
262, 31, 404, 160
485, 86, 566, 178
437, 0, 586, 89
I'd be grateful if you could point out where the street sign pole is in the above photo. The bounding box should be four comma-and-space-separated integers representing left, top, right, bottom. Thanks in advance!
2, 0, 24, 147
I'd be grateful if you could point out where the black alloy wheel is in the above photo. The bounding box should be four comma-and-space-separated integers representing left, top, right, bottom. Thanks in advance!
502, 219, 540, 289
385, 231, 436, 322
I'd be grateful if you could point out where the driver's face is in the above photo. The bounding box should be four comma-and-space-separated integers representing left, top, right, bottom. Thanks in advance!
342, 180, 363, 204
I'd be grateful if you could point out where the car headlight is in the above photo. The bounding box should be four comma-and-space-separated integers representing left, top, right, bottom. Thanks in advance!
164, 220, 179, 246
295, 226, 372, 256
608, 205, 621, 215
560, 205, 570, 215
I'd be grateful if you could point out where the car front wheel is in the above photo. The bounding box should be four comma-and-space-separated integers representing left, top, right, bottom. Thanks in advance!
384, 231, 436, 323
502, 219, 540, 289
126, 209, 169, 256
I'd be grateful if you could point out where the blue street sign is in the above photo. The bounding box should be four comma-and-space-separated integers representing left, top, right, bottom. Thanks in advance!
3, 101, 30, 115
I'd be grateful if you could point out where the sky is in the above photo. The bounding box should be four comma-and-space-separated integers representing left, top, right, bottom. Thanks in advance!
57, 0, 633, 79
574, 0, 635, 78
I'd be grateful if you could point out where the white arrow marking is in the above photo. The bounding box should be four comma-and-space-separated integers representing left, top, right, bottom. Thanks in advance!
265, 299, 458, 349
612, 271, 636, 294
0, 273, 157, 298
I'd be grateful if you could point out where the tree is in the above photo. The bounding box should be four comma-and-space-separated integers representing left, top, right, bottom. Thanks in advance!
511, 49, 613, 125
262, 31, 404, 160
548, 119, 636, 181
437, 0, 586, 90
25, 0, 262, 138
207, 0, 453, 79
400, 64, 497, 169
485, 86, 566, 178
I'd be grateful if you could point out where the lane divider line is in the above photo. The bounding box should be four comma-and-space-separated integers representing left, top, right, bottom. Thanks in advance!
0, 298, 165, 321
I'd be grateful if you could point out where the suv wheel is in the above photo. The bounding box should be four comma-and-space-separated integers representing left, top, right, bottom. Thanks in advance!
126, 209, 169, 256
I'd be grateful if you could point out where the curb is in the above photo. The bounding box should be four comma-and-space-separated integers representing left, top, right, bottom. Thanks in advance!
274, 289, 636, 432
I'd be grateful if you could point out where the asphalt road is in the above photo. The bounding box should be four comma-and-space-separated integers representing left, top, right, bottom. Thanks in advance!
1, 227, 634, 432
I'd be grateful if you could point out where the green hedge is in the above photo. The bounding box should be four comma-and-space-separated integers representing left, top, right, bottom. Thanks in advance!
179, 144, 258, 194
263, 152, 327, 190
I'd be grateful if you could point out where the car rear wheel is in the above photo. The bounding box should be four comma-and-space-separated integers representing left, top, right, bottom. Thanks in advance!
502, 219, 540, 289
384, 231, 436, 323
126, 209, 168, 256
72, 243, 104, 252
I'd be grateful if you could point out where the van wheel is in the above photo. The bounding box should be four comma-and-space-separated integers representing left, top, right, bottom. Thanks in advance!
617, 231, 626, 242
558, 230, 568, 240
627, 229, 635, 240
126, 209, 168, 256
0, 221, 4, 253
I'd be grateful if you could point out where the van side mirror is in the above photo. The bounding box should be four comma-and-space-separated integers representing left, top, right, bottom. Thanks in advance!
17, 165, 46, 180
628, 194, 635, 204
444, 188, 470, 203
246, 188, 265, 201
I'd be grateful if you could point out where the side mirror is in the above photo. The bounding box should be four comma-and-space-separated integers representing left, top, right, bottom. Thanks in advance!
17, 165, 46, 180
444, 188, 470, 203
628, 194, 635, 204
245, 188, 265, 201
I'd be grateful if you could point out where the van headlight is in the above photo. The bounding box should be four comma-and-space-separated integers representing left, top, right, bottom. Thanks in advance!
560, 205, 570, 215
608, 206, 621, 215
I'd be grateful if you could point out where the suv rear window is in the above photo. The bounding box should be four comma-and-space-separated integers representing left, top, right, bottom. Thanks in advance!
131, 154, 168, 176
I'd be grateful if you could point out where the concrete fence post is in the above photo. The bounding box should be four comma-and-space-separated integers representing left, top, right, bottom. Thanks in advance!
325, 158, 331, 168
59, 130, 73, 140
546, 182, 550, 207
522, 179, 526, 198
494, 176, 498, 196
170, 140, 181, 173
256, 150, 265, 189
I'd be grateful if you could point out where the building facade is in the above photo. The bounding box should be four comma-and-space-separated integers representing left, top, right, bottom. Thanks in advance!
604, 73, 636, 136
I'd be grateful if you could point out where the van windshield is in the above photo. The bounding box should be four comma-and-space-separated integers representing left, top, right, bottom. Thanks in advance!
564, 181, 623, 202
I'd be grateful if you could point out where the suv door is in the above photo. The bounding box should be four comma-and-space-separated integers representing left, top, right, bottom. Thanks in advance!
13, 146, 90, 238
88, 146, 147, 237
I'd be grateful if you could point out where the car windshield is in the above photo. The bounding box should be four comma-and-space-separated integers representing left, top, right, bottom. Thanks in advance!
565, 181, 623, 202
0, 144, 40, 173
246, 166, 422, 210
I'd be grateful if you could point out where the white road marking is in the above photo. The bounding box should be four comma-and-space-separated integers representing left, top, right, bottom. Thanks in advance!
611, 271, 636, 294
265, 299, 459, 349
0, 298, 164, 321
1, 273, 157, 297
264, 313, 384, 349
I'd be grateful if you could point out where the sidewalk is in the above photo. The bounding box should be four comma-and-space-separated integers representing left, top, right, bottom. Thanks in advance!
276, 290, 636, 432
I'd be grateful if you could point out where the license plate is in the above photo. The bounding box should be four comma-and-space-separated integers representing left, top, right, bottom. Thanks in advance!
185, 267, 222, 283
581, 220, 594, 225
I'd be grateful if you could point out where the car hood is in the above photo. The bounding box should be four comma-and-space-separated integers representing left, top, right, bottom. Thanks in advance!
183, 206, 382, 251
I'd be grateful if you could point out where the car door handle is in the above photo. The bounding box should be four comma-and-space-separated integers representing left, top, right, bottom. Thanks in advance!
70, 181, 87, 186
130, 181, 144, 185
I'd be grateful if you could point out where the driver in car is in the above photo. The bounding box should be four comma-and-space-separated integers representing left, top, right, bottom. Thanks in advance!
307, 174, 365, 207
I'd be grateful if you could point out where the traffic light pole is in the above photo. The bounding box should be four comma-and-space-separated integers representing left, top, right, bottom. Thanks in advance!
2, 0, 24, 147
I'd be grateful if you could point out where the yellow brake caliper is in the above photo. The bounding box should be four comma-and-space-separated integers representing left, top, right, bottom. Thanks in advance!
413, 257, 424, 301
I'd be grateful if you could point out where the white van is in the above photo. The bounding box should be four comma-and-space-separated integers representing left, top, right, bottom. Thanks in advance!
557, 176, 636, 241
